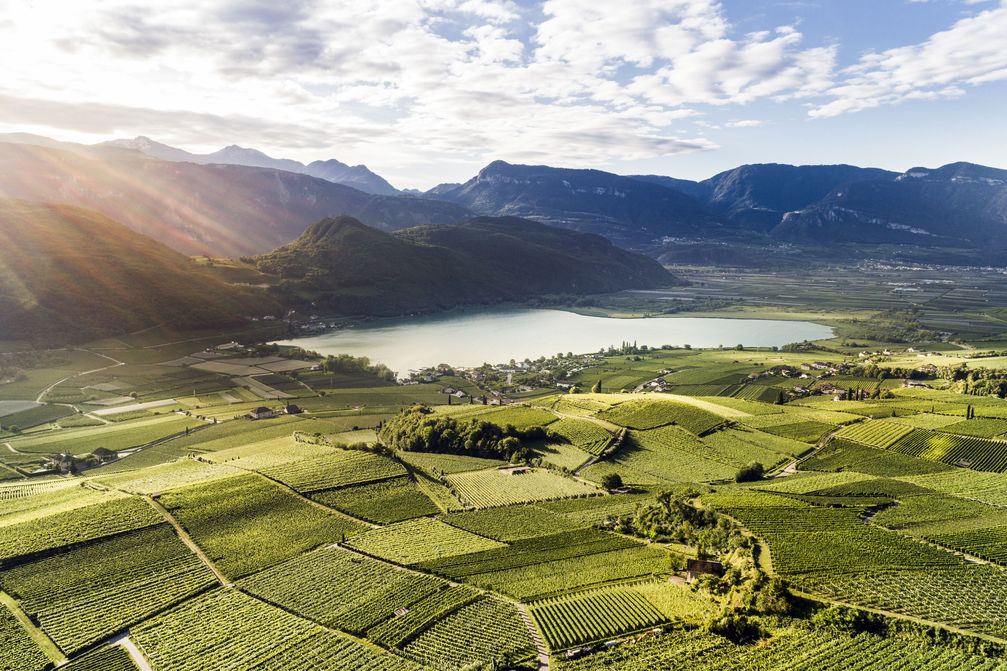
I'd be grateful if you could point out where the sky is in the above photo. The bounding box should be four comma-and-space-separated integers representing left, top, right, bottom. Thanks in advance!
1, 0, 1006, 189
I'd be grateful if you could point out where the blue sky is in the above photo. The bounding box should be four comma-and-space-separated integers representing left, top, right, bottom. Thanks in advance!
0, 0, 1005, 188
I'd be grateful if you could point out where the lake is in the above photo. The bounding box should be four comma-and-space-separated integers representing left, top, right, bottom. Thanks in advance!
275, 309, 833, 374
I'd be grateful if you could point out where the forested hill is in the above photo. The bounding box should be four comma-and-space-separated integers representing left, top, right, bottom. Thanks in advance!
0, 200, 275, 342
253, 215, 680, 316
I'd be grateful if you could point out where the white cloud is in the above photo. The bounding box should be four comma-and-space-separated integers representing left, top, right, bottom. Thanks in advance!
0, 0, 862, 186
1, 0, 1005, 186
811, 0, 1007, 117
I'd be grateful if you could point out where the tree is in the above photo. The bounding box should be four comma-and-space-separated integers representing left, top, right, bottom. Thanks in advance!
600, 473, 623, 491
735, 462, 765, 483
591, 379, 602, 393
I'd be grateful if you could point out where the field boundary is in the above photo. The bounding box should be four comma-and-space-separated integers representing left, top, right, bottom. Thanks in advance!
0, 590, 66, 664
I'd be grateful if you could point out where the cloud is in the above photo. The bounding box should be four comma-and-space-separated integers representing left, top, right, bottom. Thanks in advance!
0, 92, 335, 147
811, 0, 1007, 117
7, 0, 834, 177
38, 0, 999, 184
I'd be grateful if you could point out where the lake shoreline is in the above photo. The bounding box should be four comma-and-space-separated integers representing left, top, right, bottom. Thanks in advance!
275, 308, 834, 374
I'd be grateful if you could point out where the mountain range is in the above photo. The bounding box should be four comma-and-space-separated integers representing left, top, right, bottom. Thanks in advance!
0, 141, 468, 257
2, 132, 1005, 260
100, 136, 400, 196
436, 160, 1007, 251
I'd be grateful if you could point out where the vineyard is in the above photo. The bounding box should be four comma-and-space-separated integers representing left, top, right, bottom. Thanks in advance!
131, 589, 426, 671
0, 606, 48, 671
258, 449, 406, 492
0, 494, 161, 562
598, 399, 724, 435
835, 421, 915, 448
555, 623, 1007, 670
367, 584, 481, 648
61, 646, 139, 671
2, 524, 215, 653
8, 343, 1007, 670
310, 475, 439, 523
800, 438, 953, 476
798, 566, 1007, 640
0, 478, 78, 501
445, 467, 598, 508
346, 517, 506, 564
758, 420, 835, 443
529, 585, 668, 649
238, 545, 446, 633
160, 473, 365, 578
402, 597, 535, 670
888, 429, 1007, 472
548, 417, 614, 455
600, 426, 737, 484
441, 505, 585, 541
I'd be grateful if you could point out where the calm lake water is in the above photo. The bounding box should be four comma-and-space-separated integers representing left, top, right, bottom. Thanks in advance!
276, 309, 833, 374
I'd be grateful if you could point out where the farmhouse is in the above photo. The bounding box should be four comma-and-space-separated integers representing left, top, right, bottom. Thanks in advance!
248, 407, 277, 420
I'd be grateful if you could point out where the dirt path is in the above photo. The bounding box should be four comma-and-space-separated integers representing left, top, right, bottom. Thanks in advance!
515, 603, 550, 671
105, 631, 154, 671
145, 496, 233, 587
0, 590, 65, 664
773, 426, 845, 478
574, 428, 625, 477
35, 350, 125, 403
251, 471, 381, 529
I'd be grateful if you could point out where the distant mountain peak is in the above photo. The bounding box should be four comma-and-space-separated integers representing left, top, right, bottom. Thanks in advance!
97, 136, 399, 195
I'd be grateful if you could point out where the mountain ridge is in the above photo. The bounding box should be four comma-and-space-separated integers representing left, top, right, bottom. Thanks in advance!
0, 142, 469, 257
100, 136, 400, 195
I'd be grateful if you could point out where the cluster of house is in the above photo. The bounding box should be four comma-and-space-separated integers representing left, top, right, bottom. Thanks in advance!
247, 403, 302, 420
441, 385, 513, 406
44, 447, 117, 474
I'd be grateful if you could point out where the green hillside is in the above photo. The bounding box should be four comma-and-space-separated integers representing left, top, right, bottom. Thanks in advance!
0, 200, 275, 342
255, 215, 680, 315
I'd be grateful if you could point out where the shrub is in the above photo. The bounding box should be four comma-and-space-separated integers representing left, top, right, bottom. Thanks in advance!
735, 462, 765, 483
600, 473, 623, 491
